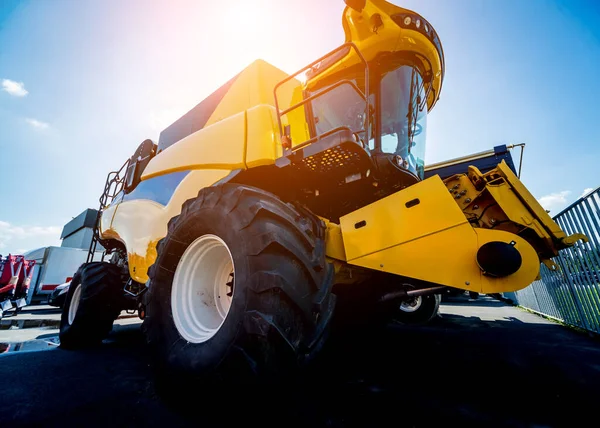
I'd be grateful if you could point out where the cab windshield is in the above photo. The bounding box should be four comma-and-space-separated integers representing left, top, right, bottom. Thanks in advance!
311, 83, 369, 137
379, 65, 427, 179
308, 63, 428, 179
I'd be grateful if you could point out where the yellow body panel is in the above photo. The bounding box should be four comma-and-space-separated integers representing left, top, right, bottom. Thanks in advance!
141, 59, 299, 181
443, 161, 587, 262
287, 85, 311, 148
323, 220, 347, 261
100, 203, 118, 235
100, 169, 231, 283
107, 199, 165, 281
204, 59, 299, 128
477, 229, 540, 293
305, 0, 443, 111
340, 176, 466, 261
142, 104, 283, 180
486, 181, 552, 246
493, 161, 567, 240
348, 226, 539, 294
339, 176, 540, 293
245, 105, 283, 168
142, 112, 246, 180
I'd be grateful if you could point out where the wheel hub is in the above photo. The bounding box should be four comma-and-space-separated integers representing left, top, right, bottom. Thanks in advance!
399, 296, 422, 313
171, 234, 235, 344
68, 284, 82, 325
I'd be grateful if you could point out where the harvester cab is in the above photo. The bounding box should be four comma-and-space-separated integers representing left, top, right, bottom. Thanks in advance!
274, 0, 442, 203
63, 0, 587, 380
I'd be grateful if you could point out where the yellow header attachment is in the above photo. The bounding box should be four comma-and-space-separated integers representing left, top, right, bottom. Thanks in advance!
331, 159, 587, 293
338, 175, 542, 294
443, 160, 588, 269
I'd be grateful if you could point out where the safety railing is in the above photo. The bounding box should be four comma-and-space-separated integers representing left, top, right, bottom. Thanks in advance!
87, 158, 130, 263
273, 42, 370, 153
506, 186, 600, 333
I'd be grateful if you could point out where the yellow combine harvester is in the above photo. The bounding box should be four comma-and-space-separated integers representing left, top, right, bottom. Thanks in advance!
60, 0, 585, 378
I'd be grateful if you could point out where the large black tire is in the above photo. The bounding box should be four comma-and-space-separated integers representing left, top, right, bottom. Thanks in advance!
393, 293, 441, 325
143, 183, 335, 381
59, 262, 123, 349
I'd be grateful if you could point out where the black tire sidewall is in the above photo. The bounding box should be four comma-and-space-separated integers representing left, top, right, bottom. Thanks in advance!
59, 262, 121, 348
149, 206, 253, 374
60, 269, 83, 335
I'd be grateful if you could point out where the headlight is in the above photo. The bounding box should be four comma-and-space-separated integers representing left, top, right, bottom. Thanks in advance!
391, 13, 445, 74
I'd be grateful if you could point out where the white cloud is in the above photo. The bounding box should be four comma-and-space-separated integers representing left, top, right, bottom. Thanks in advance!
0, 220, 61, 254
1, 78, 28, 97
580, 188, 594, 199
538, 190, 571, 212
25, 118, 49, 130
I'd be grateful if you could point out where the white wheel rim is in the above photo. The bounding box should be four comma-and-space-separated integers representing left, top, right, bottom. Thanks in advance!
171, 234, 235, 344
400, 296, 422, 313
68, 284, 82, 324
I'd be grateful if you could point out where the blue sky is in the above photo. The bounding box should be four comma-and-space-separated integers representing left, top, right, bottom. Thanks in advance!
0, 0, 599, 254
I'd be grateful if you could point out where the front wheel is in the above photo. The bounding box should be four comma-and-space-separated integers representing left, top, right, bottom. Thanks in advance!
143, 184, 336, 381
394, 293, 441, 325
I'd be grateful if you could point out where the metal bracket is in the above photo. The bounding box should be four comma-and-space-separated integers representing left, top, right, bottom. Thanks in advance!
561, 233, 588, 247
124, 279, 148, 298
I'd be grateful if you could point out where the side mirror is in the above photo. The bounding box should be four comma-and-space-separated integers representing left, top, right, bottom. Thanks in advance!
124, 160, 139, 193
345, 0, 366, 12
123, 139, 157, 194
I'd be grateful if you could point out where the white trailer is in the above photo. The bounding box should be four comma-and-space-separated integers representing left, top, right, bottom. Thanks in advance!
24, 246, 103, 304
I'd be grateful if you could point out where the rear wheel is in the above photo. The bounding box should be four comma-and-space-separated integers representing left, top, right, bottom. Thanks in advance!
394, 293, 441, 325
59, 262, 123, 349
143, 183, 335, 382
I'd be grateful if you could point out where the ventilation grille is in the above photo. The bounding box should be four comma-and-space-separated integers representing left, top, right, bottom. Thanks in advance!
300, 145, 365, 174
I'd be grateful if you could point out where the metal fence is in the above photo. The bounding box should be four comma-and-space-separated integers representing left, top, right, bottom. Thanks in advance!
506, 186, 600, 333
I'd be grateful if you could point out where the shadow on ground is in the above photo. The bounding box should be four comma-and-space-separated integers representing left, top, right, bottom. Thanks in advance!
1, 297, 599, 427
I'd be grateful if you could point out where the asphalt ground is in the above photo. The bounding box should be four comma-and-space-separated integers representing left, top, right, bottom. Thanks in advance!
1, 296, 599, 427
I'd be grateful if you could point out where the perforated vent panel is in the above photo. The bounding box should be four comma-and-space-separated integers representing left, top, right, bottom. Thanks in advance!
301, 144, 365, 174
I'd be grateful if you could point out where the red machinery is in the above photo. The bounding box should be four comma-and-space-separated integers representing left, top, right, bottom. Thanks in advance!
0, 255, 36, 319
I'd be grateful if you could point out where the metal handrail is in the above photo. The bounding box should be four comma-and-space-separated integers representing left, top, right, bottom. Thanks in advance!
278, 79, 366, 117
87, 158, 130, 263
274, 42, 370, 147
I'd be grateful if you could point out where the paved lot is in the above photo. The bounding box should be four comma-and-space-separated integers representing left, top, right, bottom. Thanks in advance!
0, 305, 139, 347
1, 296, 599, 427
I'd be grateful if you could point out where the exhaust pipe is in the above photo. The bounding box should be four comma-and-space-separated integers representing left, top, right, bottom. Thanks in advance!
380, 285, 447, 303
